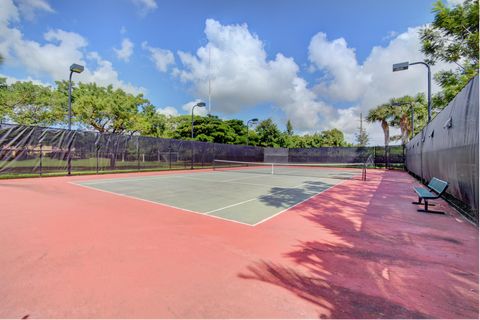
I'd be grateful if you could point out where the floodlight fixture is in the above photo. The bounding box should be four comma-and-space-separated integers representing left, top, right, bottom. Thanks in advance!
392, 62, 409, 72
191, 102, 206, 169
70, 63, 84, 74
67, 63, 84, 175
392, 60, 431, 123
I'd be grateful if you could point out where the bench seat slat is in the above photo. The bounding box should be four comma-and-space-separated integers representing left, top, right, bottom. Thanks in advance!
414, 187, 436, 199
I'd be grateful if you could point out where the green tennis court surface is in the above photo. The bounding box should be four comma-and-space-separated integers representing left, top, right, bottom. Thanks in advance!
75, 166, 361, 225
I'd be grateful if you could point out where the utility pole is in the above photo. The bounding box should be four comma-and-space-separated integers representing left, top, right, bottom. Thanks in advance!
360, 112, 363, 134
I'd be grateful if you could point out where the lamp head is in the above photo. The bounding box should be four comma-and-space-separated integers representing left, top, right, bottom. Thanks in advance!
70, 63, 84, 74
195, 102, 206, 108
393, 62, 409, 72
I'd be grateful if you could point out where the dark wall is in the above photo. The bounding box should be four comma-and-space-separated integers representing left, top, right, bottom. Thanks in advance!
405, 76, 479, 221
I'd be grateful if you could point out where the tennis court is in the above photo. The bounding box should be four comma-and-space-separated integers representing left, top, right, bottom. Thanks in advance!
1, 166, 478, 319
74, 160, 366, 225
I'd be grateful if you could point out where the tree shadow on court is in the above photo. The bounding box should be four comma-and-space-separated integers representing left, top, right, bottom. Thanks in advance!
239, 259, 429, 319
257, 181, 333, 209
239, 171, 478, 318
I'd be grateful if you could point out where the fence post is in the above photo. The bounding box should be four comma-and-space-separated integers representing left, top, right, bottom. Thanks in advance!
39, 143, 43, 177
137, 137, 140, 171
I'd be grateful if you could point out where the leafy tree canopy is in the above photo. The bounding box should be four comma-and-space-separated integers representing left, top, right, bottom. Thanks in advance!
420, 0, 479, 107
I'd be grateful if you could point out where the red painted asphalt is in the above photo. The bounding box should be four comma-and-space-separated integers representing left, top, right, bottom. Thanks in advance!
0, 169, 478, 318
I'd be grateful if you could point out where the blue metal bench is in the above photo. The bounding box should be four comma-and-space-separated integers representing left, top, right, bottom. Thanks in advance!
413, 177, 449, 214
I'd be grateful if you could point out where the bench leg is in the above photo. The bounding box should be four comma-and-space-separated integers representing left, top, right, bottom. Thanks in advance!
412, 197, 422, 205
417, 200, 445, 214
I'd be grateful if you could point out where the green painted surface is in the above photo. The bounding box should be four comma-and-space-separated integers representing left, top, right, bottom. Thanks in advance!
76, 170, 347, 225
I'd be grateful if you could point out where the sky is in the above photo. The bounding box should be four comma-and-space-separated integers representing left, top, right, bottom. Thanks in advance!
0, 0, 462, 144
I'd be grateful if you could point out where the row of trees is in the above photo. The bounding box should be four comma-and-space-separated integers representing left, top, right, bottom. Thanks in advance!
0, 78, 351, 148
0, 0, 477, 149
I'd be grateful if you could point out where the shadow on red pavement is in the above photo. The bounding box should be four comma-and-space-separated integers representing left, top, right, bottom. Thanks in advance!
240, 170, 479, 319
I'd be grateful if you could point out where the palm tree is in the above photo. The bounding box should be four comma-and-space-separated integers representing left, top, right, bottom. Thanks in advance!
367, 104, 392, 147
390, 94, 428, 144
367, 103, 393, 167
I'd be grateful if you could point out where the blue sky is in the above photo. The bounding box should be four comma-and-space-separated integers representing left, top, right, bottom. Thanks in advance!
0, 0, 459, 144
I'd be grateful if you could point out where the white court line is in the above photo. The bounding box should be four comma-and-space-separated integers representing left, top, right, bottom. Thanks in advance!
76, 170, 221, 185
71, 174, 345, 227
69, 181, 254, 227
176, 175, 293, 189
204, 183, 311, 214
251, 178, 350, 226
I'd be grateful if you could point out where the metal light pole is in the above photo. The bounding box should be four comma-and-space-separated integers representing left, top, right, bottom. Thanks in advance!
246, 118, 258, 146
67, 63, 84, 175
392, 61, 431, 123
191, 102, 206, 169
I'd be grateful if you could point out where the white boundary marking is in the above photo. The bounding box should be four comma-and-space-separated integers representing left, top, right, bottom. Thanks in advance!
176, 175, 294, 189
70, 182, 254, 227
70, 172, 349, 227
204, 183, 317, 214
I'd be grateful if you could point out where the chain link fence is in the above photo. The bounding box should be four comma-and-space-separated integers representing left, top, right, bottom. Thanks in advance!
1, 124, 404, 177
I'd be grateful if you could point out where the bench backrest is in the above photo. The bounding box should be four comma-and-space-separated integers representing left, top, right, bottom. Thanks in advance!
428, 178, 449, 195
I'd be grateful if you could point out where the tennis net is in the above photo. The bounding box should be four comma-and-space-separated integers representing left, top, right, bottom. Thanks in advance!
213, 158, 373, 180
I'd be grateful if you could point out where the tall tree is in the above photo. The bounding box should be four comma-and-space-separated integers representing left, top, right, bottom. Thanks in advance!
0, 80, 57, 126
320, 129, 348, 147
286, 120, 294, 136
136, 105, 167, 137
355, 113, 369, 146
0, 78, 7, 123
169, 114, 239, 144
389, 94, 428, 144
225, 119, 248, 144
255, 118, 282, 147
366, 104, 393, 148
54, 82, 148, 134
420, 0, 479, 108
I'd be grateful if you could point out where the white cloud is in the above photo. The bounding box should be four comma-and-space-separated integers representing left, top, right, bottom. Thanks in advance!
317, 27, 454, 145
114, 38, 134, 62
156, 106, 179, 116
174, 19, 335, 131
142, 41, 174, 72
0, 0, 145, 95
131, 0, 157, 15
308, 32, 371, 101
446, 0, 465, 6
15, 0, 54, 20
173, 20, 455, 145
1, 0, 20, 25
0, 72, 51, 86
